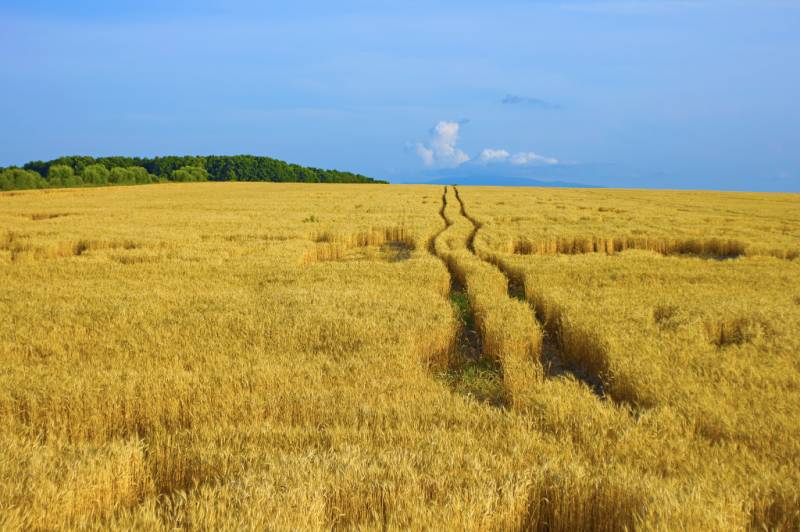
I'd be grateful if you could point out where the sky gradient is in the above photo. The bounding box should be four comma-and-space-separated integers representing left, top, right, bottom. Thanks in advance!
1, 1, 798, 191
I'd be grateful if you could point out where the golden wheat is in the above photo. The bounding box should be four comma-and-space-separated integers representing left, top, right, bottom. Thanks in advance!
0, 182, 798, 530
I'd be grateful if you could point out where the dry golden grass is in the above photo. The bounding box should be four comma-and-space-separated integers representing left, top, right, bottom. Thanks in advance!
1, 182, 798, 530
460, 185, 800, 530
471, 187, 800, 260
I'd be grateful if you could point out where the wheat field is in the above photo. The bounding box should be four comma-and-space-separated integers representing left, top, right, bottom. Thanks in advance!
1, 182, 798, 530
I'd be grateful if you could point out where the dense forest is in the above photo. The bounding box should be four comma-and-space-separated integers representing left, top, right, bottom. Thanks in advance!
0, 155, 386, 191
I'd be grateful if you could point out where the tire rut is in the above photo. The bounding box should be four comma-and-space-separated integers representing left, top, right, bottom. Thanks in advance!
427, 187, 451, 255
454, 188, 478, 253
429, 187, 507, 408
452, 186, 606, 399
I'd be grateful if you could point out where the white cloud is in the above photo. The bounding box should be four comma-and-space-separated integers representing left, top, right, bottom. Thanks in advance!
415, 120, 560, 169
415, 144, 434, 166
510, 151, 559, 166
415, 121, 471, 167
479, 148, 510, 163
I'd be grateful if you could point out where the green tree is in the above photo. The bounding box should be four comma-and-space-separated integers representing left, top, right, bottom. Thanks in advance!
128, 167, 153, 184
11, 154, 387, 186
48, 164, 74, 183
49, 164, 85, 187
65, 173, 84, 187
82, 164, 110, 185
0, 170, 12, 191
107, 166, 155, 185
109, 167, 133, 184
172, 166, 209, 182
0, 168, 46, 190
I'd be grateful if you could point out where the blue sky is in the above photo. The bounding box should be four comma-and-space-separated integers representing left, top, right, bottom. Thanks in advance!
1, 1, 798, 191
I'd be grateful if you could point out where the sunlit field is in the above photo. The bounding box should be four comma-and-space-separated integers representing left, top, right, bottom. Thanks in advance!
1, 182, 799, 530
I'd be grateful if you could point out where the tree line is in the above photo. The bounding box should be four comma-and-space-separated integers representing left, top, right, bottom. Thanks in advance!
1, 155, 386, 192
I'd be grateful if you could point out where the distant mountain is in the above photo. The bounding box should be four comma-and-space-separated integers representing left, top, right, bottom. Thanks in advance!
397, 161, 609, 188
421, 175, 597, 188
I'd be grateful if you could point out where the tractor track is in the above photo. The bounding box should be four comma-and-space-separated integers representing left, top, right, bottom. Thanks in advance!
427, 187, 451, 255
452, 186, 606, 399
429, 187, 506, 408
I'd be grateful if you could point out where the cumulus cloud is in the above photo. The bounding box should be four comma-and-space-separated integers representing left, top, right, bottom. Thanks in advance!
479, 148, 510, 163
479, 149, 558, 166
415, 121, 559, 168
415, 144, 434, 166
415, 121, 471, 168
510, 151, 559, 166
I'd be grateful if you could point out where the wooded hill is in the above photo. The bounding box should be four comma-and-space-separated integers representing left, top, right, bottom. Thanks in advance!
1, 154, 386, 191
